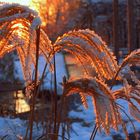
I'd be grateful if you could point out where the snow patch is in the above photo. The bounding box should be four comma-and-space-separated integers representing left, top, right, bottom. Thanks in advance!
14, 53, 68, 94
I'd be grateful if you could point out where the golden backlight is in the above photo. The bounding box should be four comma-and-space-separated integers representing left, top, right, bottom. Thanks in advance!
0, 0, 71, 28
0, 0, 48, 27
0, 0, 32, 6
11, 23, 25, 37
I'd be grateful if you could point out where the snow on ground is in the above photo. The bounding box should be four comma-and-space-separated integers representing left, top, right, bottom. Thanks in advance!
14, 52, 68, 94
14, 59, 24, 82
0, 85, 140, 139
69, 96, 113, 140
69, 84, 140, 140
39, 53, 68, 94
0, 117, 42, 140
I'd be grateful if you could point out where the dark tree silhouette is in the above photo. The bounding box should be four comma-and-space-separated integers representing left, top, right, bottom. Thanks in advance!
113, 0, 119, 61
127, 0, 136, 52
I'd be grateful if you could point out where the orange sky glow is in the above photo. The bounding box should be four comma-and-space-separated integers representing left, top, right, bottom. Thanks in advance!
0, 0, 70, 31
0, 0, 49, 26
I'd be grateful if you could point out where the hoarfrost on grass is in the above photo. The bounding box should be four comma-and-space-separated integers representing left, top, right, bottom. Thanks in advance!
69, 85, 140, 139
31, 17, 42, 30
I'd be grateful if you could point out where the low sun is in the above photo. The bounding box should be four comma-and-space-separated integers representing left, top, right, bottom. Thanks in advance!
0, 0, 32, 6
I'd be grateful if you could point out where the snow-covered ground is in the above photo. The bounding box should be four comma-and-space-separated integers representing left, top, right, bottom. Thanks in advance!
69, 96, 114, 140
14, 52, 68, 94
1, 85, 140, 139
69, 85, 140, 140
0, 117, 43, 140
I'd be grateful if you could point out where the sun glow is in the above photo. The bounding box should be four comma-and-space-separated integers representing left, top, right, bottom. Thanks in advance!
0, 0, 73, 36
0, 0, 49, 26
0, 0, 32, 6
0, 0, 39, 16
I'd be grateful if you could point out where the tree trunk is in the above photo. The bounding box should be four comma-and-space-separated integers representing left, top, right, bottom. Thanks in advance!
113, 0, 119, 61
127, 0, 136, 52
